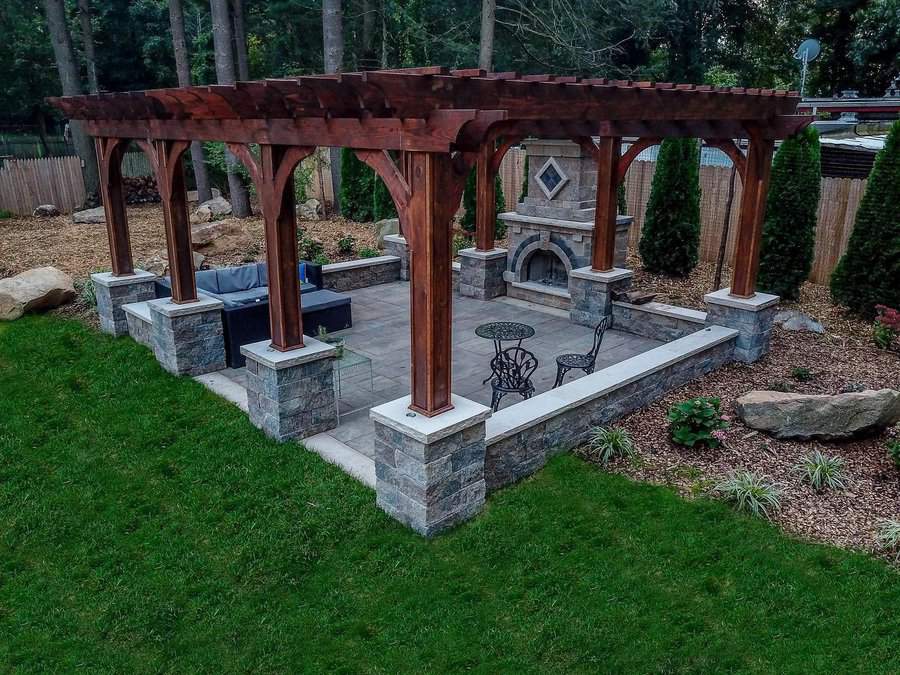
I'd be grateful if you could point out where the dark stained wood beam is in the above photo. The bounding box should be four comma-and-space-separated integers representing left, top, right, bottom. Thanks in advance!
617, 137, 661, 183
703, 139, 747, 182
229, 143, 315, 351
474, 142, 495, 251
730, 130, 774, 298
95, 137, 134, 276
590, 137, 621, 272
137, 139, 196, 303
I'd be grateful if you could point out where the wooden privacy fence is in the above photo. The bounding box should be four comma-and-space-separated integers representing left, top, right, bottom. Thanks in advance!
0, 156, 86, 215
616, 160, 867, 284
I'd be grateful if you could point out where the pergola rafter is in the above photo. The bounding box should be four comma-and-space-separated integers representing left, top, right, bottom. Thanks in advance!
49, 66, 809, 418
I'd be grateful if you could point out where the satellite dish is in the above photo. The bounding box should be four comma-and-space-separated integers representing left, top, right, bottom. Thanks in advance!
793, 38, 821, 97
794, 38, 821, 62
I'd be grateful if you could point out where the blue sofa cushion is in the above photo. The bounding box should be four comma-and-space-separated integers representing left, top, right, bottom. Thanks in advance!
257, 262, 315, 287
195, 269, 221, 293
301, 289, 352, 312
218, 287, 270, 308
216, 264, 260, 293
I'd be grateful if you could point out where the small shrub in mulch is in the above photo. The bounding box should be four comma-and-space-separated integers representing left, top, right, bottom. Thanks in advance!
667, 396, 728, 448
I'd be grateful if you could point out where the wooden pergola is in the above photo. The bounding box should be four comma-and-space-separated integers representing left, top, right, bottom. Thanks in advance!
50, 67, 809, 418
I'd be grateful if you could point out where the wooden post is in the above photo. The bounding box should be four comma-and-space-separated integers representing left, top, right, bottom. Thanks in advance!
406, 151, 455, 416
474, 142, 495, 251
95, 137, 134, 276
590, 136, 621, 272
730, 132, 774, 298
151, 139, 197, 304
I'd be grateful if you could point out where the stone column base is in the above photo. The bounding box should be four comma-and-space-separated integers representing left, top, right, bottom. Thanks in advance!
382, 234, 409, 281
371, 395, 491, 537
241, 337, 338, 441
458, 247, 507, 300
91, 269, 157, 336
568, 266, 633, 327
704, 288, 779, 363
148, 295, 226, 376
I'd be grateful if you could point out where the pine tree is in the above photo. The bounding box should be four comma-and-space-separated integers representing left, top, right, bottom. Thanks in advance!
831, 120, 900, 318
460, 169, 506, 239
638, 138, 701, 276
519, 155, 529, 202
757, 126, 821, 300
372, 176, 397, 220
338, 147, 374, 222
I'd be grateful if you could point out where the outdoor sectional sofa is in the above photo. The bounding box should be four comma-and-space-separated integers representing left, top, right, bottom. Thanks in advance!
154, 261, 352, 367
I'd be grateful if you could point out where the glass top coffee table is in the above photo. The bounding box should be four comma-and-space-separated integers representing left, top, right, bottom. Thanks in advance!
333, 348, 374, 423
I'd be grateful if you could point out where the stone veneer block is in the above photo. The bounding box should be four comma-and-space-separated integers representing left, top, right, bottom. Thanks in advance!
611, 301, 706, 342
121, 301, 154, 350
382, 234, 409, 281
370, 395, 491, 537
568, 266, 633, 327
241, 337, 338, 441
322, 256, 401, 292
458, 247, 508, 300
148, 295, 226, 376
704, 288, 779, 363
91, 269, 157, 336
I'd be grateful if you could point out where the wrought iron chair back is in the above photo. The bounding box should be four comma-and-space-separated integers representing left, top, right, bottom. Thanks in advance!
552, 316, 612, 389
489, 346, 539, 411
588, 316, 613, 359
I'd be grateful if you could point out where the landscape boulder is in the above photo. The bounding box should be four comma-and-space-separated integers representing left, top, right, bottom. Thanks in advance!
72, 206, 106, 225
190, 196, 232, 223
297, 198, 321, 221
190, 220, 254, 256
374, 217, 400, 246
0, 267, 76, 320
736, 389, 900, 440
142, 250, 206, 277
33, 204, 60, 217
774, 309, 825, 334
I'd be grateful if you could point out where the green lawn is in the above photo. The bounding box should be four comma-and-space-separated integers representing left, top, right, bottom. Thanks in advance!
1, 316, 899, 673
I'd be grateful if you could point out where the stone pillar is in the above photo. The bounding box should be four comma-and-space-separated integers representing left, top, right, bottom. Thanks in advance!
91, 269, 157, 336
241, 337, 338, 441
383, 234, 409, 281
568, 267, 633, 327
371, 395, 490, 537
458, 247, 507, 300
148, 295, 226, 376
704, 288, 779, 363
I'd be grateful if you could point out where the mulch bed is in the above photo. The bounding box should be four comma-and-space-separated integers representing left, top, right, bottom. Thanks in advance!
581, 260, 900, 560
0, 204, 378, 281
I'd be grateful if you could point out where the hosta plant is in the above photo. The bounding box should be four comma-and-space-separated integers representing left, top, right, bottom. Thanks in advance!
586, 426, 636, 466
714, 470, 782, 519
795, 450, 848, 492
667, 397, 728, 448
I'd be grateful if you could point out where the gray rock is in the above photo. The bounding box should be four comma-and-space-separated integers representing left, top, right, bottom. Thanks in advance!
736, 389, 900, 440
72, 206, 106, 224
374, 217, 400, 246
0, 266, 76, 320
33, 204, 60, 217
191, 196, 232, 223
774, 309, 825, 334
297, 198, 321, 221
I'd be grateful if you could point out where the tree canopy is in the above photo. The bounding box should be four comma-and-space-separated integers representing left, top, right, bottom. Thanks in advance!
3, 0, 898, 131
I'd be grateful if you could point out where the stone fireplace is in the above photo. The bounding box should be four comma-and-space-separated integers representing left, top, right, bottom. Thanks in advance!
499, 139, 632, 309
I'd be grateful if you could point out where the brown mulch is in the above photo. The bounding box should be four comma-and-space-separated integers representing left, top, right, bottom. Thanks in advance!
581, 261, 900, 560
0, 204, 378, 282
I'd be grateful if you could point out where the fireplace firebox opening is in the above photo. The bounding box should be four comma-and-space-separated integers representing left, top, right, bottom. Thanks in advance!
526, 250, 568, 288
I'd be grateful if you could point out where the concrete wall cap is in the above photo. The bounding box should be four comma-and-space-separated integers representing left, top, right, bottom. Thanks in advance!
612, 300, 707, 323
240, 336, 336, 369
458, 247, 508, 260
147, 293, 223, 317
91, 269, 156, 287
322, 256, 400, 273
570, 266, 634, 282
705, 288, 780, 311
370, 394, 491, 445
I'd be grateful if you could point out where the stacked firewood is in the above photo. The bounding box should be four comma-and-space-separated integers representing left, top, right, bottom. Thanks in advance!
82, 175, 161, 209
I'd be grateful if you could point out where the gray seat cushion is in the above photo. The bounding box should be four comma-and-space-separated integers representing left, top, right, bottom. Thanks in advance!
219, 287, 270, 308
301, 289, 351, 312
216, 264, 260, 293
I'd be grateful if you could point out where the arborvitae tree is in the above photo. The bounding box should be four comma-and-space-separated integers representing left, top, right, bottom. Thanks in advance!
617, 182, 627, 216
638, 138, 701, 276
831, 120, 900, 318
372, 176, 397, 221
460, 168, 506, 240
757, 126, 821, 300
338, 147, 374, 222
519, 155, 529, 202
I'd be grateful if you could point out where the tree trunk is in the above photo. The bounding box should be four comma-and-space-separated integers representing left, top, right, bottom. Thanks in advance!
209, 0, 251, 217
361, 0, 375, 69
323, 0, 344, 216
43, 0, 99, 198
169, 0, 213, 202
380, 0, 389, 68
77, 0, 99, 94
478, 0, 495, 72
713, 163, 738, 290
231, 0, 249, 80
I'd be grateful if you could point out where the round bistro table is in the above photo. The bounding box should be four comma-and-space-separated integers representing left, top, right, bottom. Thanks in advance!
475, 321, 536, 384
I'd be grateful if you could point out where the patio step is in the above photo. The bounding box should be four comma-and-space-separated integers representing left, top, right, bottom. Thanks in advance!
303, 433, 376, 489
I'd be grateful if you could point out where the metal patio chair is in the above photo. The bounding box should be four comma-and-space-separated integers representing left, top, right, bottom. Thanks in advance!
489, 346, 539, 412
552, 316, 612, 388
